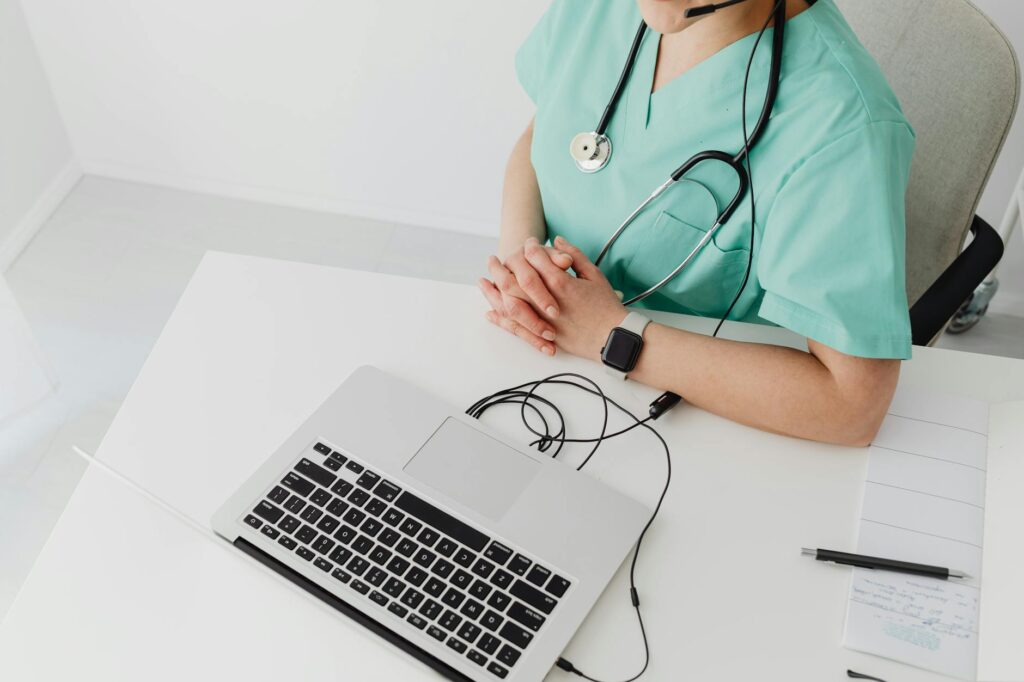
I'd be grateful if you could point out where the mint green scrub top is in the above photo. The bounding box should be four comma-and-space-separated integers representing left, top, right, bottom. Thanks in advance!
516, 0, 915, 359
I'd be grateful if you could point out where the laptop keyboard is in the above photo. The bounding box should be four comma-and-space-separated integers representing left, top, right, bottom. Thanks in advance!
242, 441, 572, 679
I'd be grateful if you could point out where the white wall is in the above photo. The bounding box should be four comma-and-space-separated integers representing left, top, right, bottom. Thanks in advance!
0, 0, 77, 269
18, 1, 547, 237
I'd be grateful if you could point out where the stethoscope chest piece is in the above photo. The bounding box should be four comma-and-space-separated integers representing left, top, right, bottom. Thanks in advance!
570, 131, 612, 173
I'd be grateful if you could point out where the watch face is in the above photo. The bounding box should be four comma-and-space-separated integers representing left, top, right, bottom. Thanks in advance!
602, 329, 642, 371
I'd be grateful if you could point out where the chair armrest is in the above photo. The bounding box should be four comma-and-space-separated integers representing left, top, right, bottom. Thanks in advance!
910, 215, 1004, 346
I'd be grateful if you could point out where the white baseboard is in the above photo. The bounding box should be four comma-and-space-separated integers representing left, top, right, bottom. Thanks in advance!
0, 161, 83, 272
82, 161, 498, 238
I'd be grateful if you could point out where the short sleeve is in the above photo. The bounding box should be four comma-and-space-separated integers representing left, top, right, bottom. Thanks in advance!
515, 2, 561, 104
757, 121, 915, 359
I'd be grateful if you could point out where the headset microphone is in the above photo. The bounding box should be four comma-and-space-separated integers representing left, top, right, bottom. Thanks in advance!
685, 0, 752, 18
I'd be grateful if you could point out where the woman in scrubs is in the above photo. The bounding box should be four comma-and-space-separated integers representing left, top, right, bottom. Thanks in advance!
478, 0, 915, 445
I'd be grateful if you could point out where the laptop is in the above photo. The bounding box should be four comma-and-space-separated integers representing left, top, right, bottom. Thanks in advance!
213, 365, 650, 681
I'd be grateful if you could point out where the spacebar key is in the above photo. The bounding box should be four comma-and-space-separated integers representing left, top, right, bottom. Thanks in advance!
393, 492, 489, 552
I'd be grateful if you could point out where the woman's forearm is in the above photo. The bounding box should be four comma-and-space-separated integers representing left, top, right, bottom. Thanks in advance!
498, 120, 547, 260
628, 323, 899, 446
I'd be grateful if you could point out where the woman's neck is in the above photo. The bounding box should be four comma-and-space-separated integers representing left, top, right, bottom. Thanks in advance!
652, 0, 809, 93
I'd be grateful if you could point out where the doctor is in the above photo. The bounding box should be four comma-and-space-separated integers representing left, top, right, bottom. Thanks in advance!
479, 0, 916, 445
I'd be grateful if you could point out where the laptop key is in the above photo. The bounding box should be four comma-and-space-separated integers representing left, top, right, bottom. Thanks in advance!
260, 525, 280, 540
499, 622, 533, 650
382, 509, 405, 527
331, 568, 351, 583
350, 579, 370, 595
478, 633, 501, 655
296, 547, 316, 562
487, 662, 509, 678
424, 577, 446, 598
453, 548, 475, 568
467, 649, 487, 667
471, 558, 495, 579
313, 558, 332, 572
300, 506, 322, 523
296, 525, 318, 545
329, 451, 348, 466
365, 498, 388, 517
508, 554, 531, 576
268, 485, 290, 504
369, 546, 392, 566
439, 610, 462, 632
244, 515, 262, 530
334, 524, 357, 544
399, 518, 423, 537
313, 442, 331, 456
396, 538, 418, 557
546, 575, 571, 598
383, 577, 404, 598
387, 602, 408, 618
357, 470, 381, 489
469, 579, 492, 600
497, 643, 522, 666
343, 508, 366, 526
484, 542, 513, 566
295, 458, 336, 488
401, 588, 424, 609
413, 548, 436, 568
378, 528, 401, 547
442, 588, 465, 608
366, 568, 387, 587
282, 472, 315, 497
278, 535, 297, 550
347, 557, 369, 576
331, 479, 353, 497
368, 590, 388, 607
446, 637, 467, 654
254, 501, 284, 524
460, 599, 484, 621
491, 569, 514, 590
405, 566, 428, 587
317, 515, 340, 534
526, 564, 551, 587
420, 599, 443, 621
508, 602, 545, 631
486, 591, 511, 611
310, 488, 332, 507
435, 538, 458, 557
386, 556, 410, 577
348, 489, 370, 507
510, 579, 557, 614
418, 528, 440, 548
361, 518, 383, 537
312, 536, 335, 555
374, 480, 402, 502
407, 614, 427, 630
344, 460, 364, 474
451, 569, 473, 590
285, 496, 305, 513
427, 625, 446, 642
329, 546, 352, 565
431, 559, 454, 579
457, 622, 481, 644
326, 498, 349, 517
480, 610, 503, 632
323, 458, 341, 472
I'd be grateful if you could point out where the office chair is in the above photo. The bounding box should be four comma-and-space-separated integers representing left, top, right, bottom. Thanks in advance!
835, 0, 1020, 346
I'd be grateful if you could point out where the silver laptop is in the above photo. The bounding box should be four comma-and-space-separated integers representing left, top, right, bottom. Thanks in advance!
213, 365, 649, 681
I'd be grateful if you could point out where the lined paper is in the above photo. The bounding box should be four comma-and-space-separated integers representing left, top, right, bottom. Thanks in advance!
843, 388, 989, 681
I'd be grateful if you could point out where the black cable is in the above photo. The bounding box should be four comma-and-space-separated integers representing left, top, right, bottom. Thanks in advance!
467, 373, 672, 682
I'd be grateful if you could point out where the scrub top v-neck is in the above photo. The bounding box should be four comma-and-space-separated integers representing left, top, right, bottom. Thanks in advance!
516, 0, 916, 359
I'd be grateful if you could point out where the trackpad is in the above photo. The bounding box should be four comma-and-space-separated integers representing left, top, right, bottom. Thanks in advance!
404, 418, 539, 521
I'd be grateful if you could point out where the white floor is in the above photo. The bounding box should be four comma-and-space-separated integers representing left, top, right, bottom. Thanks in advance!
1, 176, 1022, 623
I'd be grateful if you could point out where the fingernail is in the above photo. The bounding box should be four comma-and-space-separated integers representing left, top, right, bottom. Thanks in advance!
525, 236, 538, 245
554, 236, 565, 245
546, 306, 558, 318
542, 330, 555, 341
541, 346, 554, 356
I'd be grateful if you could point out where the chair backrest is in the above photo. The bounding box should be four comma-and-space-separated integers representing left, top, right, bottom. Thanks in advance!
834, 0, 1020, 306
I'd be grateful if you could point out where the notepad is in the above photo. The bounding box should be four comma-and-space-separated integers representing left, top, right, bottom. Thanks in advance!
842, 389, 1024, 681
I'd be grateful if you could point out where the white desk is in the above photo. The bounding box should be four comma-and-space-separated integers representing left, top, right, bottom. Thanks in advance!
3, 252, 1023, 681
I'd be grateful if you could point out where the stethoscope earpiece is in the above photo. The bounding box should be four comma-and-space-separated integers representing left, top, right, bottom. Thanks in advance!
570, 131, 612, 173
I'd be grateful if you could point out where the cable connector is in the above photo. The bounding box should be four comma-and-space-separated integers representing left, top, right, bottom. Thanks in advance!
649, 391, 682, 420
556, 657, 578, 673
630, 586, 640, 607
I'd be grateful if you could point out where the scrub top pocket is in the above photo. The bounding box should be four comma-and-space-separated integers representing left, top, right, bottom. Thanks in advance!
625, 210, 751, 318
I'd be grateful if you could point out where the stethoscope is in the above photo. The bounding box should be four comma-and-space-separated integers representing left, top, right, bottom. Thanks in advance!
569, 0, 787, 305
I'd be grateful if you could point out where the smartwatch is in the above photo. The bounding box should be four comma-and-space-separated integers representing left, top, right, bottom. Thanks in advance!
600, 311, 651, 380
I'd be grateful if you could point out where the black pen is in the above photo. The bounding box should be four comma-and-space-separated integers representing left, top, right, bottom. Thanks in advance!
801, 547, 971, 580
